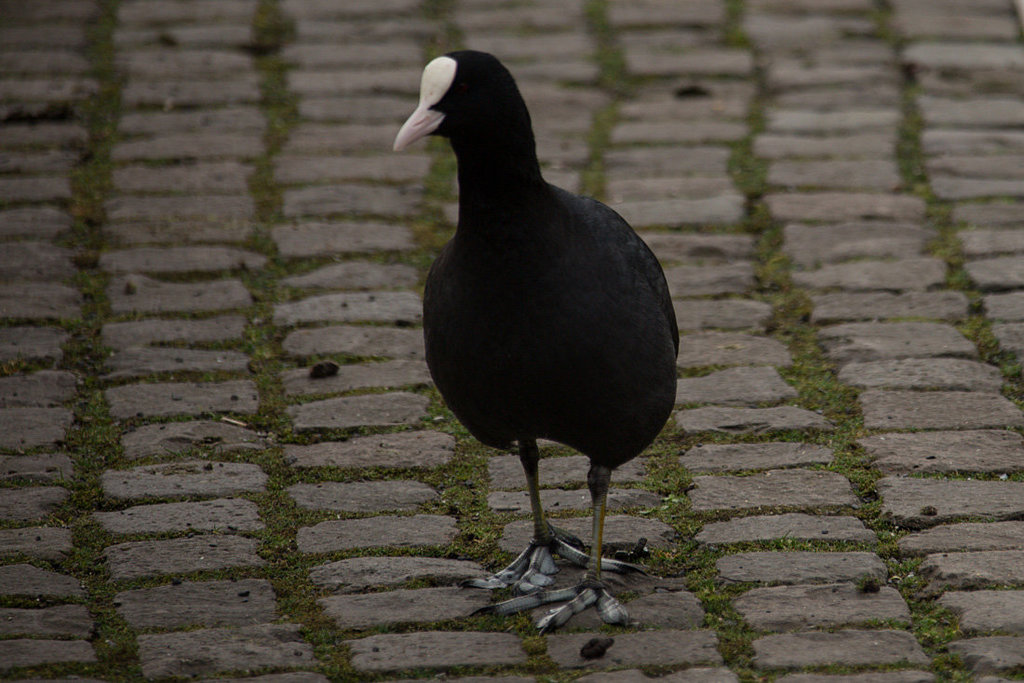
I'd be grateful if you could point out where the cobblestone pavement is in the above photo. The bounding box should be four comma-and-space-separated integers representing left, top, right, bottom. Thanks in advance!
2, 0, 1024, 681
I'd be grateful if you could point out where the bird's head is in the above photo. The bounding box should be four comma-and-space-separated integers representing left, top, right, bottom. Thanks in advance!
393, 50, 533, 153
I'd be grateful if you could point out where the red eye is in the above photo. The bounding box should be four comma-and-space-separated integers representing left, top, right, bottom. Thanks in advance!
456, 82, 470, 94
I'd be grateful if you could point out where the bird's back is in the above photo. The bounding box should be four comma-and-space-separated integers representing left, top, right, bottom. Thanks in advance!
424, 184, 677, 468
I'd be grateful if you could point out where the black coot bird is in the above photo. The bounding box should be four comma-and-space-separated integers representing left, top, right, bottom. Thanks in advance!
394, 50, 679, 631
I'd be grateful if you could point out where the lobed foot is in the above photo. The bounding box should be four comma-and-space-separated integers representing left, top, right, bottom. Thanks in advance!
475, 578, 631, 633
463, 525, 643, 595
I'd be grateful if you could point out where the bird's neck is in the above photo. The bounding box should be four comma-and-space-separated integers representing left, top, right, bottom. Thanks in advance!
452, 132, 548, 219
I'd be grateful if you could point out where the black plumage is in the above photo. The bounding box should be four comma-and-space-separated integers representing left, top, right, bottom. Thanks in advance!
395, 50, 678, 631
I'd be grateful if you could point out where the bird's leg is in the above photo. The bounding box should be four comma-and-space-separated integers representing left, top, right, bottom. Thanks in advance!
533, 464, 631, 632
464, 439, 588, 594
474, 464, 639, 632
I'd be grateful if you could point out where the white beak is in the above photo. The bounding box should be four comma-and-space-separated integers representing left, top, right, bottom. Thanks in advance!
393, 55, 457, 152
393, 104, 445, 151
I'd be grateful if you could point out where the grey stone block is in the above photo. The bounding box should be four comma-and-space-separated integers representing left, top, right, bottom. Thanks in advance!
105, 380, 259, 419
309, 556, 488, 593
717, 551, 886, 584
347, 631, 526, 672
680, 442, 832, 472
610, 195, 746, 228
689, 469, 857, 511
839, 358, 1002, 391
104, 535, 264, 580
675, 406, 832, 434
546, 630, 722, 670
103, 347, 250, 379
111, 132, 262, 162
948, 636, 1024, 675
281, 359, 430, 396
878, 476, 1024, 528
818, 322, 976, 363
609, 176, 738, 203
0, 604, 92, 638
111, 160, 251, 194
770, 159, 900, 190
0, 370, 76, 408
284, 430, 454, 469
811, 291, 969, 323
0, 207, 71, 241
0, 242, 75, 281
967, 256, 1024, 291
784, 222, 933, 268
755, 133, 894, 160
765, 193, 926, 223
282, 183, 422, 218
273, 291, 421, 326
122, 420, 269, 460
674, 298, 772, 331
101, 460, 266, 500
954, 201, 1024, 228
282, 324, 424, 359
676, 366, 796, 406
859, 430, 1024, 474
0, 527, 72, 561
0, 283, 81, 320
899, 521, 1024, 556
0, 407, 73, 449
752, 630, 929, 669
0, 486, 67, 521
107, 275, 252, 314
296, 514, 458, 553
102, 316, 246, 350
940, 590, 1024, 633
115, 578, 276, 629
961, 229, 1024, 258
100, 245, 265, 274
0, 638, 95, 672
665, 262, 755, 296
792, 257, 946, 291
0, 326, 67, 363
0, 453, 73, 483
735, 583, 909, 630
0, 563, 84, 597
280, 261, 418, 290
94, 498, 263, 534
860, 390, 1023, 430
288, 479, 437, 512
676, 332, 792, 368
287, 391, 429, 430
921, 550, 1024, 590
138, 624, 314, 679
639, 232, 754, 263
320, 586, 490, 629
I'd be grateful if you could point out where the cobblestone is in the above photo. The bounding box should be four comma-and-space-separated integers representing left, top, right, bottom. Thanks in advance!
6, 0, 1024, 677
858, 430, 1024, 474
689, 469, 856, 511
717, 551, 887, 584
735, 583, 909, 631
752, 630, 929, 669
137, 624, 314, 679
681, 442, 832, 473
346, 631, 526, 673
878, 477, 1024, 528
104, 535, 264, 580
296, 514, 457, 553
309, 556, 488, 593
